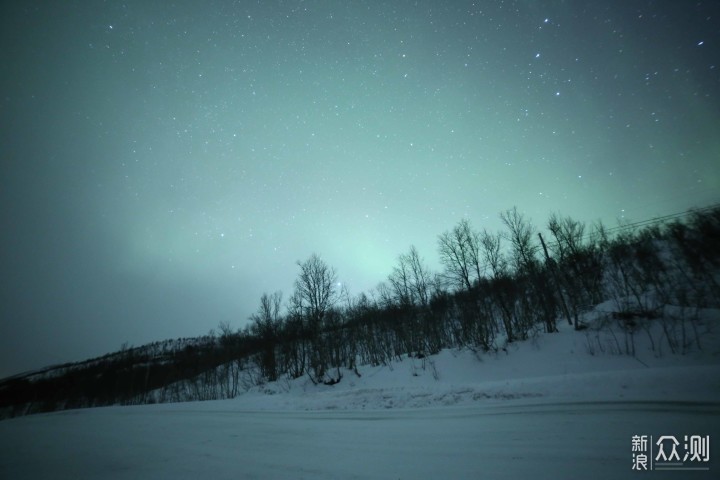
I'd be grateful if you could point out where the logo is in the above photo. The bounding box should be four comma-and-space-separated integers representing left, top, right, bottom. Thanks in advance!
632, 435, 710, 471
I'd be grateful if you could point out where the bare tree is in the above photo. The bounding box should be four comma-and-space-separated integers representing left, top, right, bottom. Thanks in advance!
294, 254, 338, 325
438, 220, 498, 350
388, 252, 413, 307
375, 281, 395, 309
500, 206, 539, 274
294, 254, 339, 384
478, 229, 516, 341
480, 229, 506, 279
249, 291, 283, 381
500, 207, 558, 334
547, 213, 605, 325
389, 245, 433, 307
387, 246, 439, 357
548, 213, 585, 261
438, 219, 488, 292
251, 291, 283, 327
217, 321, 242, 398
281, 291, 307, 379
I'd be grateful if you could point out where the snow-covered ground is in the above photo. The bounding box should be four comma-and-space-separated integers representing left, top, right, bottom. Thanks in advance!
1, 399, 716, 479
1, 317, 719, 479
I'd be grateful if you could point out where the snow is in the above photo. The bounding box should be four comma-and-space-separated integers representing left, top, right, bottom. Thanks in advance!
1, 318, 719, 478
1, 400, 716, 479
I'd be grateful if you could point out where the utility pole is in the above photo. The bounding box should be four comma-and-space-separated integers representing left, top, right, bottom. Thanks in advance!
538, 232, 574, 327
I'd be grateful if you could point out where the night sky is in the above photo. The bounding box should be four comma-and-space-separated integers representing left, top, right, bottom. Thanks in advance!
1, 1, 718, 378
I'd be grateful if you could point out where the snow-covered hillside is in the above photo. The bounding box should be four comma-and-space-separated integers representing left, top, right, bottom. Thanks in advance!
229, 314, 720, 411
1, 310, 718, 479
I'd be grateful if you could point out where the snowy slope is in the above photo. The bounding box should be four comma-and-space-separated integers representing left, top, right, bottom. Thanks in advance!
224, 310, 720, 411
1, 313, 719, 479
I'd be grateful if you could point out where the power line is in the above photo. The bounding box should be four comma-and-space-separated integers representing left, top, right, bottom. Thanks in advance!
544, 202, 720, 251
437, 202, 719, 287
603, 203, 720, 234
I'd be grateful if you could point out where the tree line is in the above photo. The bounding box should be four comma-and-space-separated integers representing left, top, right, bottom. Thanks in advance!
236, 205, 719, 388
1, 205, 718, 418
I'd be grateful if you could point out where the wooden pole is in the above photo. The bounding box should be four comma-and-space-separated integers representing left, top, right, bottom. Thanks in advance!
538, 232, 574, 326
